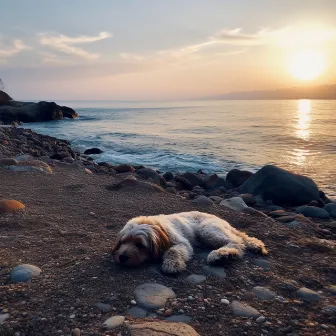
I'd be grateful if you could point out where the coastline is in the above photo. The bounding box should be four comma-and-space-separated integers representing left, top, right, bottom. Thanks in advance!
0, 125, 335, 336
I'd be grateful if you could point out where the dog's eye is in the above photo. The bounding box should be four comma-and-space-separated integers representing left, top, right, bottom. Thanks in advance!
136, 243, 145, 249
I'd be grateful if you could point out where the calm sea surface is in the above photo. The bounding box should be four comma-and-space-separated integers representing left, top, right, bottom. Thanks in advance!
25, 100, 336, 198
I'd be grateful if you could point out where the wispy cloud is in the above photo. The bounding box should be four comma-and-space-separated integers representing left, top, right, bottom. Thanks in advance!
39, 31, 112, 60
0, 39, 30, 61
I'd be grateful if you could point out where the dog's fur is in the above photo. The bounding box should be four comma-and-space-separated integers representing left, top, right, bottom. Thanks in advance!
112, 211, 267, 273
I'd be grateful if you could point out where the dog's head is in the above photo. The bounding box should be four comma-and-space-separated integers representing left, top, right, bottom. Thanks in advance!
112, 216, 171, 267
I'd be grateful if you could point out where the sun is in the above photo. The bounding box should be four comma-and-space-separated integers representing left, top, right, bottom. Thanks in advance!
288, 49, 326, 81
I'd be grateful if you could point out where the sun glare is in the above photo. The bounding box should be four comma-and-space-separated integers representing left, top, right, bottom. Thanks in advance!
288, 50, 326, 81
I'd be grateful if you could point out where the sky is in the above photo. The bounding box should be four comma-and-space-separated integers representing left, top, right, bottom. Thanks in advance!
1, 0, 336, 101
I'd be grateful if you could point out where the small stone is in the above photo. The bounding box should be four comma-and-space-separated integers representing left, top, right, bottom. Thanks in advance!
94, 303, 113, 313
84, 168, 92, 174
186, 274, 207, 285
0, 313, 9, 324
253, 259, 270, 271
130, 300, 137, 305
10, 264, 41, 283
256, 316, 266, 323
89, 212, 95, 216
321, 305, 336, 315
134, 283, 176, 310
202, 266, 226, 279
127, 306, 147, 318
192, 195, 214, 206
220, 299, 230, 305
102, 315, 125, 330
296, 206, 330, 219
231, 301, 260, 317
0, 199, 25, 214
69, 314, 76, 319
297, 287, 322, 302
252, 286, 276, 300
165, 315, 193, 323
188, 296, 194, 301
71, 328, 81, 336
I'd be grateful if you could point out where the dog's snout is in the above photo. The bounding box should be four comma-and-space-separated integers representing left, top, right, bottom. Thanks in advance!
119, 254, 129, 264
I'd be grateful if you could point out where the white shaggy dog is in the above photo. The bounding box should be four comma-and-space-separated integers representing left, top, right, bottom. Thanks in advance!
112, 211, 267, 273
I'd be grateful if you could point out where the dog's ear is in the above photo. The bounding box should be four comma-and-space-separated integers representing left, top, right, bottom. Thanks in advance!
149, 225, 171, 258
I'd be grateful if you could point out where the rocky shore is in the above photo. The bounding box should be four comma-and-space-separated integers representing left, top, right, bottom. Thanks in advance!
0, 125, 335, 336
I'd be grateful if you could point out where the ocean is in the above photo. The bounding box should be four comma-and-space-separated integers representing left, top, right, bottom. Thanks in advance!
25, 99, 336, 198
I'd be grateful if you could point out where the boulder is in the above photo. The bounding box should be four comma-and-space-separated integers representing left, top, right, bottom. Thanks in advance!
0, 100, 78, 124
0, 90, 12, 105
226, 169, 254, 187
220, 197, 267, 217
175, 176, 193, 191
204, 174, 226, 190
324, 203, 336, 218
0, 158, 18, 166
115, 164, 135, 173
192, 195, 214, 206
296, 206, 330, 219
240, 165, 320, 206
10, 264, 41, 283
137, 168, 167, 188
163, 171, 175, 181
84, 148, 103, 155
180, 172, 205, 188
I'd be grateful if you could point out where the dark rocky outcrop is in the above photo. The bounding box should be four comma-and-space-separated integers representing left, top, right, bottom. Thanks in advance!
84, 148, 103, 155
180, 172, 205, 188
240, 165, 320, 206
0, 95, 78, 124
226, 169, 254, 187
0, 90, 12, 105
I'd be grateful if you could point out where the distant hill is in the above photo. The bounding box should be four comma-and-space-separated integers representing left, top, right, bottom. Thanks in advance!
206, 84, 336, 100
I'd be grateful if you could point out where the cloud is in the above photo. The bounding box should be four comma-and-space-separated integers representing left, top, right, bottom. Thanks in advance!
0, 39, 30, 60
39, 31, 112, 60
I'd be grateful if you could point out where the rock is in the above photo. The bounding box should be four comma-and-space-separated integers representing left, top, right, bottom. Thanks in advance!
324, 203, 336, 217
50, 151, 69, 160
102, 315, 125, 330
321, 305, 336, 316
63, 157, 75, 164
308, 200, 320, 207
115, 164, 135, 173
221, 299, 230, 305
0, 313, 9, 324
252, 286, 276, 300
256, 316, 266, 323
297, 287, 322, 302
163, 171, 175, 181
325, 285, 336, 296
14, 154, 35, 162
166, 186, 177, 194
0, 90, 12, 105
192, 196, 214, 206
10, 264, 41, 283
0, 100, 78, 124
127, 321, 199, 336
186, 274, 207, 284
239, 193, 256, 206
296, 206, 330, 219
175, 176, 193, 191
0, 199, 25, 214
240, 165, 320, 206
204, 174, 226, 190
226, 169, 254, 187
253, 259, 270, 271
324, 221, 336, 229
165, 315, 193, 323
209, 196, 223, 203
231, 301, 260, 317
277, 280, 300, 292
0, 158, 18, 166
220, 197, 267, 217
8, 165, 45, 173
137, 168, 166, 187
181, 172, 205, 188
84, 168, 92, 174
202, 266, 226, 279
17, 160, 52, 173
277, 215, 296, 223
84, 148, 103, 155
127, 306, 147, 318
134, 283, 176, 310
94, 303, 113, 313
268, 210, 294, 217
71, 328, 81, 336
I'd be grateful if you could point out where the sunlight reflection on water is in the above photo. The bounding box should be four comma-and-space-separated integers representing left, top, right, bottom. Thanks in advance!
296, 99, 311, 141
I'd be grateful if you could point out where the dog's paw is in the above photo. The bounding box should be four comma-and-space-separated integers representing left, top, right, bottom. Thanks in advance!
207, 248, 240, 265
161, 258, 186, 274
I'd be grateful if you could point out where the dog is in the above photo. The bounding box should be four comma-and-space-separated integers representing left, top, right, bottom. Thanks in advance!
112, 211, 267, 273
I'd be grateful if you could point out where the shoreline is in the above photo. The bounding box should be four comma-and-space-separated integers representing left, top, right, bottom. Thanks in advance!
0, 125, 335, 335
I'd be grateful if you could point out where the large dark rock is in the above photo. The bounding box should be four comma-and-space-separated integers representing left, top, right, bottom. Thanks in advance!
0, 100, 78, 124
0, 90, 12, 105
136, 168, 166, 188
226, 169, 254, 187
180, 172, 205, 188
84, 148, 103, 155
175, 176, 193, 191
204, 173, 226, 190
240, 165, 320, 206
